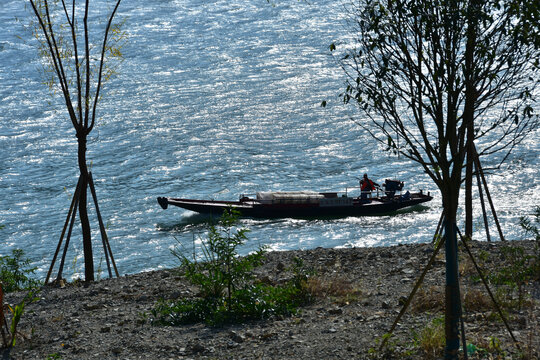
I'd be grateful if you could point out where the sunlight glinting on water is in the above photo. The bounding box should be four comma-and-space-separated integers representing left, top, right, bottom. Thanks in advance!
0, 0, 538, 279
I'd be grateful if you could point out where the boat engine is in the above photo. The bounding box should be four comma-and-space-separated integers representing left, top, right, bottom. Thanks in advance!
383, 179, 404, 198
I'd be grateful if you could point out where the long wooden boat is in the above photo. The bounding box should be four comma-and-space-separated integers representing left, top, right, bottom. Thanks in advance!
157, 179, 433, 219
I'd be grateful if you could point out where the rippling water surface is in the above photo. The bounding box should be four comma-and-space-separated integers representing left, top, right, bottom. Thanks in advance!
1, 0, 538, 279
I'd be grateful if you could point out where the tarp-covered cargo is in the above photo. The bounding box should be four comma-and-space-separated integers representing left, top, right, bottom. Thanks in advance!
256, 191, 324, 204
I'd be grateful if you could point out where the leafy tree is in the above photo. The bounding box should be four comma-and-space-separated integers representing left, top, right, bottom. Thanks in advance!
335, 0, 539, 356
27, 0, 125, 281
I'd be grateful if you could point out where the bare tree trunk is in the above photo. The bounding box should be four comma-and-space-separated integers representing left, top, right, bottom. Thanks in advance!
443, 187, 461, 359
463, 0, 478, 240
77, 134, 94, 282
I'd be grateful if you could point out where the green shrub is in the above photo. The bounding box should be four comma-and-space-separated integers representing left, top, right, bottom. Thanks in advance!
152, 208, 312, 326
0, 239, 40, 349
46, 353, 62, 360
520, 206, 540, 243
172, 208, 266, 305
153, 281, 308, 326
0, 249, 41, 293
465, 210, 540, 312
520, 206, 540, 281
412, 316, 445, 359
489, 245, 535, 310
1, 286, 39, 349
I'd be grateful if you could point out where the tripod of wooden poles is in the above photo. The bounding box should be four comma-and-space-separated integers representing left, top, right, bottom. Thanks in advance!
379, 147, 521, 357
45, 172, 119, 284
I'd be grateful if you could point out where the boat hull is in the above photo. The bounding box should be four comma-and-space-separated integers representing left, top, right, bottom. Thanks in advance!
157, 192, 432, 219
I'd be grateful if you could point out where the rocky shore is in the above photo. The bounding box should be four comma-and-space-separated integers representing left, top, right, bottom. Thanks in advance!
3, 240, 539, 359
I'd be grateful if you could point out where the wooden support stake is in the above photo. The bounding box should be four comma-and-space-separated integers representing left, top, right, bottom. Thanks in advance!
433, 210, 445, 243
57, 185, 80, 282
460, 309, 468, 360
88, 173, 119, 277
473, 147, 506, 241
457, 229, 520, 349
47, 173, 119, 284
380, 212, 446, 351
45, 176, 82, 284
475, 161, 492, 242
88, 172, 113, 278
104, 232, 120, 278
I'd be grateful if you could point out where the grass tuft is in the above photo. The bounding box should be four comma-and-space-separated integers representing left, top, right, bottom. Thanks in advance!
410, 286, 444, 314
304, 276, 362, 305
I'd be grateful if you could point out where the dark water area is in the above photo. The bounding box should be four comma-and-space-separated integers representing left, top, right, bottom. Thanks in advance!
1, 0, 538, 279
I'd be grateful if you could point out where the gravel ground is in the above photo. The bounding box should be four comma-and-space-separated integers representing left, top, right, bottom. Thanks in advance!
2, 240, 539, 359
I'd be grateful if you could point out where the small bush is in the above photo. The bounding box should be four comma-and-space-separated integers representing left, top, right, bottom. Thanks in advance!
152, 209, 313, 326
0, 249, 41, 293
469, 336, 507, 358
489, 245, 535, 310
1, 247, 40, 349
520, 206, 540, 281
412, 317, 445, 359
520, 207, 540, 242
153, 281, 308, 326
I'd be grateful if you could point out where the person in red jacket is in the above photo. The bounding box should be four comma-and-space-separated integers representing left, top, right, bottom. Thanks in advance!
360, 173, 379, 199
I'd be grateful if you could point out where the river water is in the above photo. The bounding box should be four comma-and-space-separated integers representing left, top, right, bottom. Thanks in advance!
1, 0, 538, 279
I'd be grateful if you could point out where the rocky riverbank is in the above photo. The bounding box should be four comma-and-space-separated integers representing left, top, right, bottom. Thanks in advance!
3, 240, 539, 359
